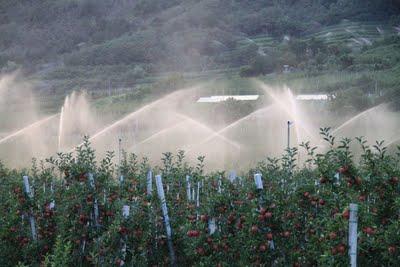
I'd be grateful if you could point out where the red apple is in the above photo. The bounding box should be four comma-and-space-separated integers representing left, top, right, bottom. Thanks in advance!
251, 225, 258, 234
388, 246, 396, 254
342, 209, 350, 220
283, 231, 291, 238
329, 232, 337, 240
337, 244, 346, 254
266, 233, 273, 240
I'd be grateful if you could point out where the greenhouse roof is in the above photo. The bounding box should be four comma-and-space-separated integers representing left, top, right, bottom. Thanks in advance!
296, 94, 330, 101
197, 95, 259, 103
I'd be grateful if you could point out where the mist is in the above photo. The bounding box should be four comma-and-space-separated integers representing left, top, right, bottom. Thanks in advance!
1, 72, 399, 170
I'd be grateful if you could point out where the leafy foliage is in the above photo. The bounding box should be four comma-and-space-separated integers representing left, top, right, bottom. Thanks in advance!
0, 134, 399, 266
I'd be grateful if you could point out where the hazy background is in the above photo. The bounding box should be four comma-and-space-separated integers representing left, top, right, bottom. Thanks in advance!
0, 0, 400, 168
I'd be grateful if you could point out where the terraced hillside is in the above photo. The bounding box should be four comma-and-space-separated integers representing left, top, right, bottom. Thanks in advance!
237, 20, 399, 55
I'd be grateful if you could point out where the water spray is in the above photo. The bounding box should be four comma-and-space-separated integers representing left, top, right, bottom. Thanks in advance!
0, 114, 59, 145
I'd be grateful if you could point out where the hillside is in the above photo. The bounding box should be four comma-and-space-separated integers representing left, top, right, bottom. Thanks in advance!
0, 0, 400, 115
0, 1, 399, 73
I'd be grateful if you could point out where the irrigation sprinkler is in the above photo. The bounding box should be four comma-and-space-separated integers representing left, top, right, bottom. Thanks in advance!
287, 121, 293, 149
58, 106, 64, 152
155, 174, 176, 266
118, 137, 122, 171
349, 203, 358, 267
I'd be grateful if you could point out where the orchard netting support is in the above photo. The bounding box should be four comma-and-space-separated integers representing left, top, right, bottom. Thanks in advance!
349, 203, 358, 267
89, 173, 100, 228
186, 175, 191, 201
155, 174, 176, 266
120, 204, 130, 266
23, 175, 37, 241
147, 170, 153, 196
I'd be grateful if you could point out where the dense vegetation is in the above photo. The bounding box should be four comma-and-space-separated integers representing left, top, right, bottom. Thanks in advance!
1, 133, 399, 266
1, 0, 399, 72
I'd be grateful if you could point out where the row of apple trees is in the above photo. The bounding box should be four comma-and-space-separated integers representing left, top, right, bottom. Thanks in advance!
0, 132, 399, 266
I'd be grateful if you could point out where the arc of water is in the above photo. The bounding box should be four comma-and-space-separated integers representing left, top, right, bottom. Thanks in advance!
255, 80, 316, 141
331, 103, 386, 135
174, 113, 241, 150
70, 97, 170, 152
387, 136, 400, 148
186, 105, 275, 152
131, 113, 241, 151
95, 93, 200, 141
0, 114, 59, 145
133, 120, 189, 148
70, 87, 205, 152
67, 84, 217, 153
